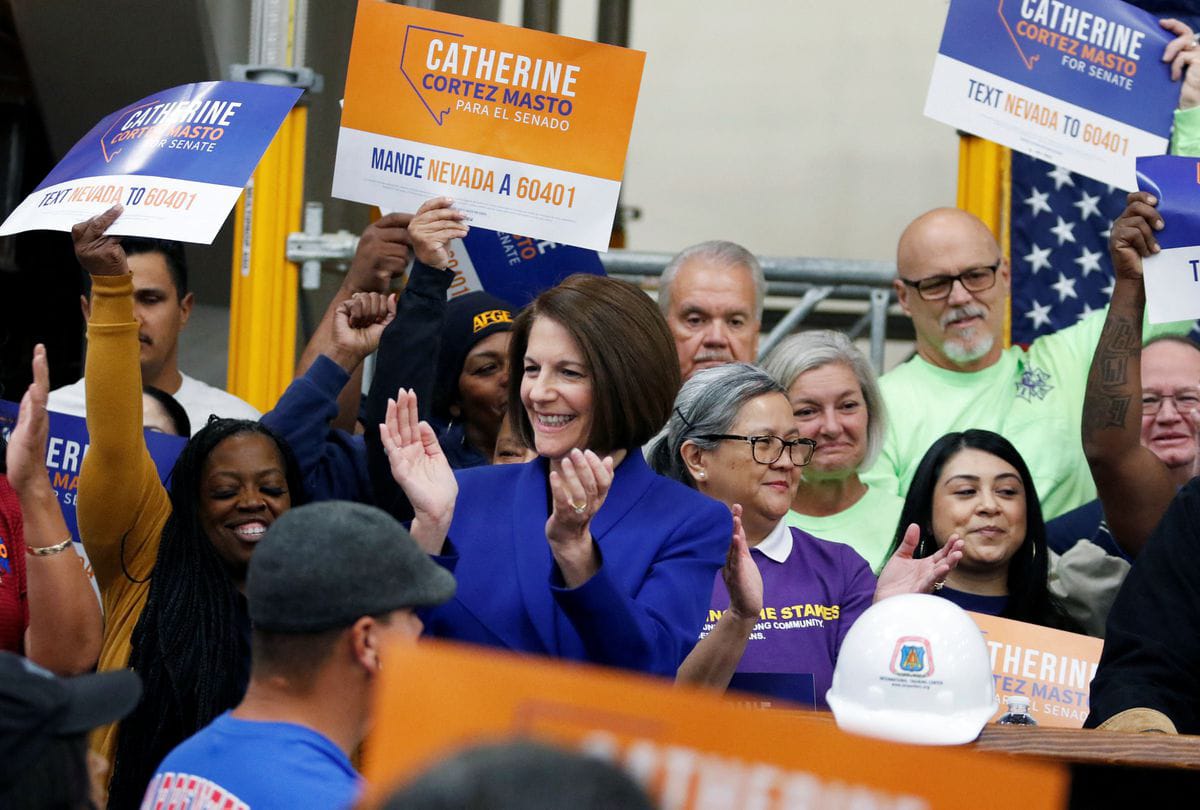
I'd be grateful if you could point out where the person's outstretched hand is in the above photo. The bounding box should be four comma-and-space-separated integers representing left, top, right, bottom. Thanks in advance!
379, 388, 458, 553
71, 205, 128, 277
408, 197, 469, 269
874, 523, 964, 603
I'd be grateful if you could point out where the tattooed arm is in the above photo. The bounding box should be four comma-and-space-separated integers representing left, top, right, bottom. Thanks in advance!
1081, 192, 1178, 557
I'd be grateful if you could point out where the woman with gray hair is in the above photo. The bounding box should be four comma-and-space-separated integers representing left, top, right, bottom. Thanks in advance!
653, 363, 961, 704
760, 330, 904, 573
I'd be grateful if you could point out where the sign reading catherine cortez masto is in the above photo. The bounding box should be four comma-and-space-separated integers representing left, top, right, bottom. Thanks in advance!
0, 82, 301, 243
333, 1, 645, 252
925, 0, 1177, 190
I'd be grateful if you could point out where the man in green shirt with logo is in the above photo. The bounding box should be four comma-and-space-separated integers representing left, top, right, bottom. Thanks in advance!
865, 204, 1192, 521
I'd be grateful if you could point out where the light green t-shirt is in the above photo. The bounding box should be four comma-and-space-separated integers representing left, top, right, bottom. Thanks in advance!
784, 484, 904, 574
863, 311, 1189, 520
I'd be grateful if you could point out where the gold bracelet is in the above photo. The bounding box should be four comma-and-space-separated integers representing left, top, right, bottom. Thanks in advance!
27, 536, 74, 557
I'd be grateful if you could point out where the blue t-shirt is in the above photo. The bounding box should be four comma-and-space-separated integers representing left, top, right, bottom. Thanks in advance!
140, 713, 360, 810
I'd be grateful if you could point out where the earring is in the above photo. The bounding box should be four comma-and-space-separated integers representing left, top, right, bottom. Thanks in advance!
696, 470, 706, 480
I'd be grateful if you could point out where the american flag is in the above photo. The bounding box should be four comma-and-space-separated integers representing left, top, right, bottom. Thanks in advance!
1010, 153, 1200, 343
1009, 152, 1128, 345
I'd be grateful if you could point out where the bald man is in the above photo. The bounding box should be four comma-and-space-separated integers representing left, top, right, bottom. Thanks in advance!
863, 207, 1190, 520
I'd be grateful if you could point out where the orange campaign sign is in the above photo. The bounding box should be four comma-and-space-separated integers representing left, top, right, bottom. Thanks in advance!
361, 640, 1067, 810
969, 612, 1104, 729
332, 0, 645, 251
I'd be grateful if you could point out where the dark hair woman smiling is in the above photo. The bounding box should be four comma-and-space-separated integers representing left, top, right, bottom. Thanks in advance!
381, 273, 730, 676
889, 429, 1076, 631
72, 207, 305, 808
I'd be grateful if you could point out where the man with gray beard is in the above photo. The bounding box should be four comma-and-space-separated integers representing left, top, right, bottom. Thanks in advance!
862, 207, 1188, 520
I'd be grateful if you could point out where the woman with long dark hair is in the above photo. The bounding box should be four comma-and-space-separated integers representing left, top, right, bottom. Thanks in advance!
888, 429, 1076, 631
72, 207, 304, 808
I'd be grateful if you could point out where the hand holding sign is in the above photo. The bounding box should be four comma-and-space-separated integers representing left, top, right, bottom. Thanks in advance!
346, 212, 414, 294
926, 0, 1180, 189
410, 197, 470, 269
1109, 191, 1164, 281
0, 82, 300, 243
71, 205, 128, 277
1132, 156, 1200, 322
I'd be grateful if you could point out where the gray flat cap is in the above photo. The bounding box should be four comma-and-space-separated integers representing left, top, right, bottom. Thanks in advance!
248, 501, 456, 633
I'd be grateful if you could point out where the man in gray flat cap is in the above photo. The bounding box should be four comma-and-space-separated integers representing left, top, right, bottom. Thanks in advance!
139, 501, 456, 810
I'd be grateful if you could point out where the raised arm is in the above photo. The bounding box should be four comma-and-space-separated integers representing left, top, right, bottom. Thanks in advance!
261, 292, 394, 501
676, 505, 761, 690
1081, 193, 1176, 556
365, 198, 468, 520
73, 206, 171, 589
8, 345, 102, 674
294, 212, 411, 431
379, 388, 458, 553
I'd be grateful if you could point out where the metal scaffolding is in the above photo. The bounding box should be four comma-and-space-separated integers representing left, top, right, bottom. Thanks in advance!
598, 251, 897, 371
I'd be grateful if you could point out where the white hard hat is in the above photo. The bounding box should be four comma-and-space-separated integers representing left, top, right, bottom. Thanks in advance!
826, 593, 997, 746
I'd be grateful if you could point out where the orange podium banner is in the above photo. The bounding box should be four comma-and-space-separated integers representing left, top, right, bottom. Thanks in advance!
362, 640, 1067, 809
970, 612, 1104, 728
332, 0, 645, 251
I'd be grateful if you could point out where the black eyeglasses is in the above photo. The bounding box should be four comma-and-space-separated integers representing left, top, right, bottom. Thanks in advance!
901, 263, 1001, 301
697, 434, 816, 466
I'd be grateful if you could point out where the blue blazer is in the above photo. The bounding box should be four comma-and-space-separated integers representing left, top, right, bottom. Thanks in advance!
425, 451, 730, 676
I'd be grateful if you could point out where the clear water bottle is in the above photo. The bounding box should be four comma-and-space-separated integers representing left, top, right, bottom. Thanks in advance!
997, 695, 1038, 726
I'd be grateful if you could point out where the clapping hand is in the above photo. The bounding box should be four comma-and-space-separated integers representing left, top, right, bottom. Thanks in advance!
874, 523, 964, 603
722, 504, 763, 623
546, 448, 613, 586
379, 388, 457, 553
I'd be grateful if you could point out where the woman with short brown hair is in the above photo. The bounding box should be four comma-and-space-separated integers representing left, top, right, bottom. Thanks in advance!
380, 273, 729, 676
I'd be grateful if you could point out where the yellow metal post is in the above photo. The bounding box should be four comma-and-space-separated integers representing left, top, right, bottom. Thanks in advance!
956, 134, 1012, 345
227, 105, 307, 411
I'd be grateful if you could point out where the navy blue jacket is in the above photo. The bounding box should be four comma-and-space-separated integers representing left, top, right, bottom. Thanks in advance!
260, 355, 370, 504
364, 262, 489, 523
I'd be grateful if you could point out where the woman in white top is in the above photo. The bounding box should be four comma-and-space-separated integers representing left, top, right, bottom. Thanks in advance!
760, 330, 903, 572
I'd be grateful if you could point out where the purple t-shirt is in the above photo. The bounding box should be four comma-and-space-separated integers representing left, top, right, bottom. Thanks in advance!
701, 525, 875, 708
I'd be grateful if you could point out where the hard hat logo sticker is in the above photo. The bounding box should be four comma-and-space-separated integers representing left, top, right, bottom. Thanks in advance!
890, 636, 935, 678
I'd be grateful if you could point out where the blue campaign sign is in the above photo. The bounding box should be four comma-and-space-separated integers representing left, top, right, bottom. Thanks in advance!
41, 82, 301, 189
1137, 156, 1200, 249
939, 0, 1176, 128
455, 226, 605, 307
0, 402, 186, 547
926, 0, 1180, 189
0, 81, 301, 243
1135, 156, 1200, 322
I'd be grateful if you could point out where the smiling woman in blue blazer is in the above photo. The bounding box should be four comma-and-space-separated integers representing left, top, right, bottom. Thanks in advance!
380, 273, 731, 676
